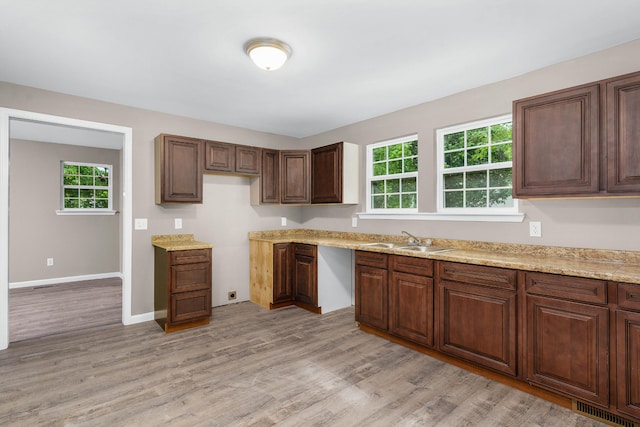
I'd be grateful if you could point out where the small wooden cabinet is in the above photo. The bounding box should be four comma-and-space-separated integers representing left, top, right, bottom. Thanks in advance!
155, 134, 203, 204
154, 247, 212, 332
204, 141, 260, 175
389, 255, 434, 347
280, 150, 311, 204
525, 272, 609, 407
311, 142, 359, 204
235, 145, 260, 175
272, 243, 294, 305
615, 283, 640, 419
251, 148, 280, 204
355, 251, 389, 331
293, 244, 318, 309
437, 261, 518, 376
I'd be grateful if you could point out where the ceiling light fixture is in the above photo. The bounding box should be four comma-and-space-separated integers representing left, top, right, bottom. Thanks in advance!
244, 38, 292, 71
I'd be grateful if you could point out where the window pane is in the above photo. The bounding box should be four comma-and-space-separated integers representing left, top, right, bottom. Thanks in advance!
79, 166, 94, 176
373, 163, 386, 176
403, 141, 418, 157
444, 132, 464, 151
387, 179, 400, 193
388, 160, 402, 174
444, 151, 464, 169
444, 173, 463, 190
467, 147, 488, 166
491, 143, 512, 163
371, 180, 385, 194
489, 189, 514, 207
64, 188, 78, 198
80, 176, 93, 185
467, 127, 488, 147
95, 199, 109, 208
401, 177, 416, 192
63, 164, 78, 175
79, 198, 95, 208
373, 147, 387, 162
401, 193, 417, 209
491, 123, 512, 143
96, 176, 109, 187
388, 144, 403, 159
95, 166, 109, 177
489, 168, 512, 187
386, 194, 400, 208
96, 189, 109, 199
80, 189, 94, 198
372, 195, 385, 209
63, 176, 78, 185
466, 170, 487, 188
64, 199, 79, 208
445, 191, 463, 208
466, 190, 487, 208
404, 157, 417, 172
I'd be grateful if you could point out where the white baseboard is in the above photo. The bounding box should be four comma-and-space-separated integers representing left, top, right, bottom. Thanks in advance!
129, 312, 154, 324
9, 272, 123, 289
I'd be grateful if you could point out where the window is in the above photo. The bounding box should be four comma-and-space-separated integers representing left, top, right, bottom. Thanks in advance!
437, 115, 515, 213
61, 161, 113, 212
366, 134, 418, 212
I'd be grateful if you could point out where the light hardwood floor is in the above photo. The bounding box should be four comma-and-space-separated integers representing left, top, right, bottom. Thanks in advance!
0, 301, 606, 426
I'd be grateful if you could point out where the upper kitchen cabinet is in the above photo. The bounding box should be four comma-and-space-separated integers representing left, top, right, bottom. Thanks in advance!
606, 71, 640, 193
204, 140, 260, 176
280, 150, 311, 204
235, 145, 261, 175
250, 148, 280, 205
155, 134, 203, 204
311, 142, 359, 204
513, 70, 640, 198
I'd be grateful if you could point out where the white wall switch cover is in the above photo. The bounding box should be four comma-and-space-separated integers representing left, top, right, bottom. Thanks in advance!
351, 217, 358, 228
529, 221, 542, 237
175, 218, 183, 229
46, 258, 54, 266
281, 217, 287, 227
134, 218, 148, 230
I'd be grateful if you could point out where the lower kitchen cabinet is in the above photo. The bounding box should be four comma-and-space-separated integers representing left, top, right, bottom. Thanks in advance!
154, 247, 212, 332
525, 272, 609, 407
355, 251, 389, 331
437, 261, 518, 376
389, 255, 434, 347
272, 243, 294, 304
293, 244, 318, 309
615, 283, 640, 420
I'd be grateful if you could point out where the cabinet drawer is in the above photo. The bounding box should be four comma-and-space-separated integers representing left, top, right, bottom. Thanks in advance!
390, 255, 433, 277
294, 243, 316, 257
170, 249, 211, 265
170, 290, 211, 323
355, 250, 388, 269
171, 262, 211, 293
438, 261, 516, 290
618, 282, 640, 311
525, 272, 607, 304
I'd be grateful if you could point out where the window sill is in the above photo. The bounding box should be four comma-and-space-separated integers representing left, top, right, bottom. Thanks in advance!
357, 212, 525, 223
56, 210, 118, 216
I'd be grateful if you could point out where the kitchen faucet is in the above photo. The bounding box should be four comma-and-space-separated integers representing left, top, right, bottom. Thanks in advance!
401, 230, 422, 246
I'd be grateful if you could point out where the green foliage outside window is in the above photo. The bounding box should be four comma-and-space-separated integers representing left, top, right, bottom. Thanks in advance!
370, 139, 418, 210
62, 162, 111, 209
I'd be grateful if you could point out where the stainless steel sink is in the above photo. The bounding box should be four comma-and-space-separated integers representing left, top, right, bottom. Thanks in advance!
359, 242, 396, 249
395, 246, 455, 254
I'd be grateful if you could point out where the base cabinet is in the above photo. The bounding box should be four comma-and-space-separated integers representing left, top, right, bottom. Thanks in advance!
272, 243, 294, 304
615, 283, 640, 420
293, 244, 318, 308
355, 251, 389, 331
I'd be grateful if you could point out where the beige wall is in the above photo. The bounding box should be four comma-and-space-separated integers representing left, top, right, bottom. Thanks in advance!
2, 38, 640, 316
9, 139, 121, 282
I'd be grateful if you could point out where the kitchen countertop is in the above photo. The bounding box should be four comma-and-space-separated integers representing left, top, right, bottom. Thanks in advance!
152, 234, 213, 251
248, 229, 640, 285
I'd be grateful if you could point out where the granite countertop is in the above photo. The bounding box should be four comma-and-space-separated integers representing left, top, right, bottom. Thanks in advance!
152, 234, 212, 251
248, 229, 640, 285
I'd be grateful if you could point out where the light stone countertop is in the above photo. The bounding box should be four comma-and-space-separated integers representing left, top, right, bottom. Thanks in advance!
151, 234, 213, 251
248, 229, 640, 285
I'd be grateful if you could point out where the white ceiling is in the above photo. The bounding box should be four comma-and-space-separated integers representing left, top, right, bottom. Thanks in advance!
2, 0, 640, 139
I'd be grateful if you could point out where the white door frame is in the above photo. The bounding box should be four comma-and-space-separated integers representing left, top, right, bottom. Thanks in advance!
0, 108, 133, 350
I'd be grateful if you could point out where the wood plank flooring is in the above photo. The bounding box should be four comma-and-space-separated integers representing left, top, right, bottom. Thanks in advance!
9, 278, 121, 342
0, 302, 606, 426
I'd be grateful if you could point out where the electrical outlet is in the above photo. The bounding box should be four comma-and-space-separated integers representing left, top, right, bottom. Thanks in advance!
351, 216, 358, 228
46, 258, 54, 266
281, 217, 287, 226
228, 291, 237, 301
529, 221, 542, 237
134, 218, 148, 230
175, 218, 182, 229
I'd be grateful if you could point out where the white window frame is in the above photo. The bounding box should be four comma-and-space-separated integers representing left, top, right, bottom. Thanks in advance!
436, 114, 518, 215
58, 161, 115, 215
366, 134, 419, 213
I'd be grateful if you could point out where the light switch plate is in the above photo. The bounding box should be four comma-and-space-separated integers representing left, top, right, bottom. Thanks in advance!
175, 218, 183, 229
352, 217, 358, 228
134, 218, 148, 230
281, 217, 287, 227
529, 221, 542, 237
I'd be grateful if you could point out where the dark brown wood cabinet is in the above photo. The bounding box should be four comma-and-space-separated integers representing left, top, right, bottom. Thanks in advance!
293, 244, 318, 308
525, 272, 609, 407
355, 251, 389, 331
235, 145, 260, 175
154, 247, 212, 332
155, 134, 203, 204
437, 261, 518, 376
280, 150, 310, 204
615, 283, 640, 420
311, 142, 343, 204
513, 70, 640, 198
259, 148, 280, 204
272, 243, 294, 305
389, 255, 434, 347
204, 141, 260, 175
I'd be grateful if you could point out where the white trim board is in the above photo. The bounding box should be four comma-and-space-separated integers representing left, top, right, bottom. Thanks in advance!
9, 272, 123, 289
0, 108, 134, 350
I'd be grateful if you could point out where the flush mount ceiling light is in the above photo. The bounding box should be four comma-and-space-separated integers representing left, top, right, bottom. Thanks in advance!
244, 38, 292, 71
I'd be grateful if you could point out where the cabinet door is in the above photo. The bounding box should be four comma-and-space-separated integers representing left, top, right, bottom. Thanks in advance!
606, 71, 640, 193
170, 289, 211, 324
293, 244, 317, 307
273, 243, 293, 304
259, 149, 280, 204
170, 262, 211, 293
513, 84, 600, 197
156, 135, 203, 203
280, 150, 310, 204
311, 142, 342, 204
204, 140, 235, 172
438, 280, 517, 376
526, 294, 609, 406
355, 263, 388, 331
389, 270, 433, 347
235, 145, 260, 175
616, 310, 640, 420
